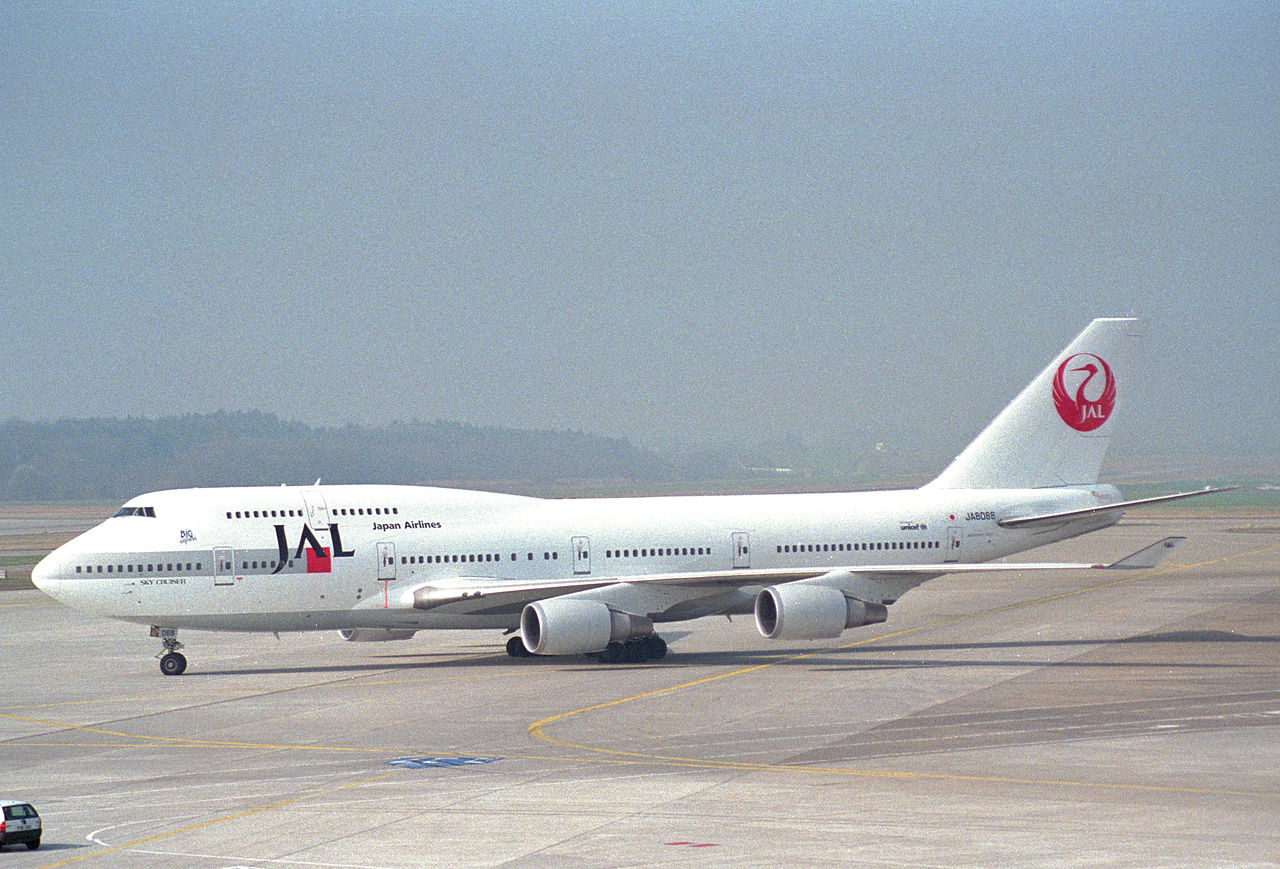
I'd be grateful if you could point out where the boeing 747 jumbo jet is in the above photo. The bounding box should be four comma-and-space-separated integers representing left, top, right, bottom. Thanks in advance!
34, 318, 1222, 674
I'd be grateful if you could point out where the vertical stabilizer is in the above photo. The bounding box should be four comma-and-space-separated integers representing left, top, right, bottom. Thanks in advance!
925, 318, 1140, 490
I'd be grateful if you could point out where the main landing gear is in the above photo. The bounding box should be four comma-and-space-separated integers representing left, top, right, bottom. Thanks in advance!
151, 626, 188, 676
597, 634, 667, 664
503, 633, 668, 663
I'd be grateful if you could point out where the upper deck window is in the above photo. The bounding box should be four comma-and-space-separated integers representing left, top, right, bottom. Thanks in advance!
113, 506, 156, 518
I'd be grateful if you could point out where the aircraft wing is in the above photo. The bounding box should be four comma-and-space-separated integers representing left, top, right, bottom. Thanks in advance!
997, 486, 1237, 529
406, 537, 1185, 612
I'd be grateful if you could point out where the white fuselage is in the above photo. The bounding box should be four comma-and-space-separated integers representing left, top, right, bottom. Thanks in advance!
33, 482, 1120, 633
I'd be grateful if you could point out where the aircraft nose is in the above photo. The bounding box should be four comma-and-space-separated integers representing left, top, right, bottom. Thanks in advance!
31, 551, 59, 594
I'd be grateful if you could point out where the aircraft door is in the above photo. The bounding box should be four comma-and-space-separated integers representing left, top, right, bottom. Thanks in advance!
571, 536, 590, 575
214, 547, 235, 586
732, 532, 750, 569
377, 542, 396, 581
944, 527, 962, 562
301, 488, 330, 530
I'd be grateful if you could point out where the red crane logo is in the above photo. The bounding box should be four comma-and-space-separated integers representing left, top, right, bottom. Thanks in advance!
1052, 353, 1116, 432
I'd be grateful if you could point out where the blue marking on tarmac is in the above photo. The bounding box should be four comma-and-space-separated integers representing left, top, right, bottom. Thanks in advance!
388, 756, 503, 769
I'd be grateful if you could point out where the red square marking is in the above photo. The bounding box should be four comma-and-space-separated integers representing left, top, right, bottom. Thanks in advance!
307, 546, 332, 573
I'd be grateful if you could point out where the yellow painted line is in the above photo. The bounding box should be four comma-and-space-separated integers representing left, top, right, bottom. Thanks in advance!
0, 711, 384, 753
313, 668, 514, 690
513, 750, 1276, 796
524, 748, 1276, 798
2, 667, 509, 714
2, 742, 217, 749
36, 771, 395, 869
1, 654, 519, 754
2, 692, 258, 712
528, 542, 1280, 798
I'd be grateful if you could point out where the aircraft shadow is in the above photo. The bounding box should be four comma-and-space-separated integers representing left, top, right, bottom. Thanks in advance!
178, 631, 1276, 678
181, 652, 530, 678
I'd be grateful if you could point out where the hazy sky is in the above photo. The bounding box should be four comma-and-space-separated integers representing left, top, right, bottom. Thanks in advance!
3, 3, 1277, 465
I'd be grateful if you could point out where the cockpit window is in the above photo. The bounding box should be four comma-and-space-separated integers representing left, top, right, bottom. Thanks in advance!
112, 506, 156, 518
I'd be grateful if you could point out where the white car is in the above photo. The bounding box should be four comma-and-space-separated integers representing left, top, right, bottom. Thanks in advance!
0, 801, 40, 851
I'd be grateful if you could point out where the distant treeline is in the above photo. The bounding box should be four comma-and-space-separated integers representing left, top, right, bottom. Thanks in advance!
0, 412, 677, 501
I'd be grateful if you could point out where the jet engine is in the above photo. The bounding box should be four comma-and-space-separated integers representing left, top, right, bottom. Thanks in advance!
521, 598, 653, 655
754, 584, 887, 641
338, 628, 418, 642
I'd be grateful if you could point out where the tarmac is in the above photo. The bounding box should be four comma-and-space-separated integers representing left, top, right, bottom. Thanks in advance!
1, 512, 1278, 867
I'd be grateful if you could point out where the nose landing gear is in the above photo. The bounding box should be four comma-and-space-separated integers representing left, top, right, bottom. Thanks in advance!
151, 626, 188, 676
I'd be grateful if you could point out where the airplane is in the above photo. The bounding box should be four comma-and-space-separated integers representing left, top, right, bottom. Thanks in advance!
32, 318, 1228, 675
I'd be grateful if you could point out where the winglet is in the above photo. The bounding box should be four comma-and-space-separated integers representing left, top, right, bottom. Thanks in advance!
1106, 536, 1185, 569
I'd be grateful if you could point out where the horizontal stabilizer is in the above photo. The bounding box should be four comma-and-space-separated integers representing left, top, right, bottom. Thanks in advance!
997, 486, 1239, 529
1106, 536, 1184, 569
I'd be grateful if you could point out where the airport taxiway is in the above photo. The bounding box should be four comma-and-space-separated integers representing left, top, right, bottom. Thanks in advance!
2, 513, 1278, 867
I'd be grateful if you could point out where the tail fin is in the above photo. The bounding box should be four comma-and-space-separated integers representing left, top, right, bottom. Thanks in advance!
926, 318, 1141, 490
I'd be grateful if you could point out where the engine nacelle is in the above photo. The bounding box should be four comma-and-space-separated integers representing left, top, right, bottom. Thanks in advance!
521, 598, 654, 655
754, 584, 888, 641
338, 628, 418, 643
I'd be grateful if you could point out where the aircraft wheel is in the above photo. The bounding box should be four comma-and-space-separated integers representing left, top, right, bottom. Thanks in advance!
623, 639, 647, 663
159, 651, 187, 676
646, 635, 667, 660
506, 636, 531, 658
598, 642, 624, 664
